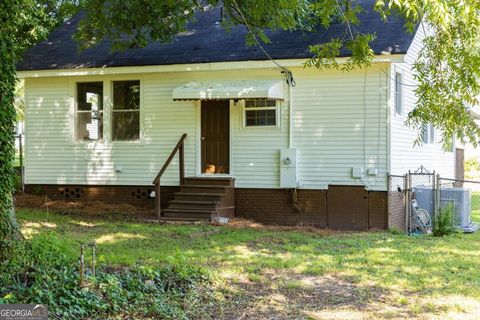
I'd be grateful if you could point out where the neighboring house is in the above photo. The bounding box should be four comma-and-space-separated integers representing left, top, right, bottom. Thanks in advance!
17, 4, 456, 230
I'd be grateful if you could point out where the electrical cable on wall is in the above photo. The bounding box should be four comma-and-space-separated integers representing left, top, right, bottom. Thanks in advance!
361, 69, 385, 190
231, 0, 296, 87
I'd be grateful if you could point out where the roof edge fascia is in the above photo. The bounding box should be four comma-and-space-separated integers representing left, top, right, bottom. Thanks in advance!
17, 55, 405, 78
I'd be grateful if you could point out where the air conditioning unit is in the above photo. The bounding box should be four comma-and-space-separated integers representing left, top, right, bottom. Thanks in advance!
412, 186, 478, 233
440, 187, 478, 233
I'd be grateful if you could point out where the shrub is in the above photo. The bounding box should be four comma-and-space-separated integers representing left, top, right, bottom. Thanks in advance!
0, 234, 216, 319
389, 227, 403, 235
465, 158, 480, 172
433, 204, 457, 237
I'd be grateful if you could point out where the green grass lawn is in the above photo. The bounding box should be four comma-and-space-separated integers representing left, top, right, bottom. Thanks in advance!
16, 208, 480, 319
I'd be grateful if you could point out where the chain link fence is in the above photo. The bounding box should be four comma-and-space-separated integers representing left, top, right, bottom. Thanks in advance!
388, 175, 407, 232
388, 167, 480, 234
437, 178, 480, 233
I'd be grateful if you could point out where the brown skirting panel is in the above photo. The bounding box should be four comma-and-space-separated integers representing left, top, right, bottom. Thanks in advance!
236, 188, 328, 227
24, 184, 179, 209
236, 187, 387, 230
368, 191, 388, 230
24, 184, 387, 230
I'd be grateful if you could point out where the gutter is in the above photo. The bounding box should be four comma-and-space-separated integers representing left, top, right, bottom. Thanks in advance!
17, 55, 406, 79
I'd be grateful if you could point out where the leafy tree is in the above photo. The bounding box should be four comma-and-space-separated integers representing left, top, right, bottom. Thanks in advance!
76, 0, 480, 147
0, 0, 78, 258
1, 0, 480, 250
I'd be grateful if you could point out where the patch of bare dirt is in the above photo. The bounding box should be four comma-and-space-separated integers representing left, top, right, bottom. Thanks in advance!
15, 192, 154, 220
215, 270, 470, 320
227, 218, 344, 236
219, 272, 392, 320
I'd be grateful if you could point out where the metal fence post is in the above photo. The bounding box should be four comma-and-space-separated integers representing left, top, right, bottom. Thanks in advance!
435, 173, 441, 228
406, 171, 411, 234
431, 171, 436, 228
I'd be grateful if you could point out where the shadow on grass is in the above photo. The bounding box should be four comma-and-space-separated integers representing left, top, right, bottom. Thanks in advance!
16, 208, 480, 318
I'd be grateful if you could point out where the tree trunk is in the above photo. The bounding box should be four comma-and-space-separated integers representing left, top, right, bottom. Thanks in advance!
0, 17, 23, 259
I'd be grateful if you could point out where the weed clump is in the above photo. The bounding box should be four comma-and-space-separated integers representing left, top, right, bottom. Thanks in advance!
0, 234, 216, 319
433, 204, 458, 237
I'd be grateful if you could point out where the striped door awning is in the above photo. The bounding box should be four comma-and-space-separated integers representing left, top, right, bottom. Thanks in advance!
172, 80, 285, 101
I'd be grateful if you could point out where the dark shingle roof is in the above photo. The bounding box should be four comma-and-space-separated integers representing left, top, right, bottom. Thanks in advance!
17, 4, 415, 71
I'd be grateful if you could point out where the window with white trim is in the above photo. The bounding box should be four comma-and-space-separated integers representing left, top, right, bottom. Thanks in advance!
394, 72, 403, 116
112, 80, 140, 140
422, 123, 435, 144
76, 82, 103, 141
244, 98, 278, 127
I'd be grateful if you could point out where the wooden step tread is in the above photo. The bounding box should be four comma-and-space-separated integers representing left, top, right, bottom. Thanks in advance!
159, 217, 211, 222
164, 208, 216, 214
170, 200, 220, 205
174, 192, 225, 197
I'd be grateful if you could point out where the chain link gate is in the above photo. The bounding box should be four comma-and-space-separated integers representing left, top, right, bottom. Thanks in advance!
407, 170, 436, 234
388, 175, 407, 232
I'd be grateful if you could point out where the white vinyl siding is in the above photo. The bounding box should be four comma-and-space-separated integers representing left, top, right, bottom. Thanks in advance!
389, 25, 455, 177
24, 70, 287, 188
25, 63, 430, 191
292, 64, 388, 191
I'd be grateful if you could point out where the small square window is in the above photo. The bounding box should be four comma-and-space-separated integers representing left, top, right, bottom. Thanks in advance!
244, 98, 278, 127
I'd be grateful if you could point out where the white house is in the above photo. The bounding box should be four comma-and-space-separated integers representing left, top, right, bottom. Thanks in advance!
17, 5, 456, 230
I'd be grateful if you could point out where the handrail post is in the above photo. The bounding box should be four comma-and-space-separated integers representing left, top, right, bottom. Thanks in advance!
155, 180, 161, 220
179, 143, 185, 185
153, 133, 187, 221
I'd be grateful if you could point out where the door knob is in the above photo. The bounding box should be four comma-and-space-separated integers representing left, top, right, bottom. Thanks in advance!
201, 137, 206, 141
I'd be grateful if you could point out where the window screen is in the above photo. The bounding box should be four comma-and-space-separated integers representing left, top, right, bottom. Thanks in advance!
112, 80, 140, 140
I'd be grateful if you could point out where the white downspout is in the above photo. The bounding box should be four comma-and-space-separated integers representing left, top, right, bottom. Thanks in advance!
386, 64, 392, 178
289, 78, 293, 148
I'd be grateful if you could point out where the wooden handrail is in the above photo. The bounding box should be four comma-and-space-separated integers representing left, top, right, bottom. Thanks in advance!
153, 133, 187, 184
153, 133, 187, 219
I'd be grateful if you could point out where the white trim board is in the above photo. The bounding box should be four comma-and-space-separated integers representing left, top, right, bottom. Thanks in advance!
18, 56, 405, 79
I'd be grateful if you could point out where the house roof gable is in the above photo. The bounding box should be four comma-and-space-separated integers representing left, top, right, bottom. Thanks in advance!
17, 3, 416, 71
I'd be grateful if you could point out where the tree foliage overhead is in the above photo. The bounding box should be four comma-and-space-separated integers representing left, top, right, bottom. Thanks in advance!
75, 0, 480, 147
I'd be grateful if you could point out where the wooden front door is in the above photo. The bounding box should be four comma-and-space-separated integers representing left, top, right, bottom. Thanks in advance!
201, 100, 230, 174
